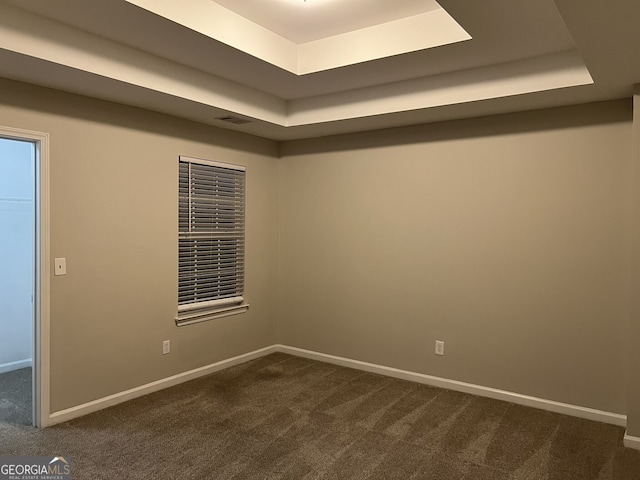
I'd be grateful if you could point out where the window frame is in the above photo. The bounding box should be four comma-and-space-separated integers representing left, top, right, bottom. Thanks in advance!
175, 155, 248, 326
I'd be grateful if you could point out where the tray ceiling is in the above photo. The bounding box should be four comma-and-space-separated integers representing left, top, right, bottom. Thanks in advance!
0, 0, 637, 140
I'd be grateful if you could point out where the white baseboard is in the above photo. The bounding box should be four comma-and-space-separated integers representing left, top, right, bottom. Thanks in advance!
624, 432, 640, 450
0, 358, 32, 374
46, 343, 628, 433
47, 345, 278, 426
275, 345, 627, 428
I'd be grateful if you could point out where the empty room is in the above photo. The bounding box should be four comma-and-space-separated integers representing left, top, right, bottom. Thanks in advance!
1, 0, 640, 479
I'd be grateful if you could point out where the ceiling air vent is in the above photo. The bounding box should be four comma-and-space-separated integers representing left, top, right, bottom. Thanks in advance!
216, 115, 252, 125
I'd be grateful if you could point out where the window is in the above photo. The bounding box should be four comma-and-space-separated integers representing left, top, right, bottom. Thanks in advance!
176, 156, 248, 326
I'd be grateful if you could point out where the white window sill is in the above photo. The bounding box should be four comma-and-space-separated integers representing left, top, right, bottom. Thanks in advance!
175, 303, 249, 326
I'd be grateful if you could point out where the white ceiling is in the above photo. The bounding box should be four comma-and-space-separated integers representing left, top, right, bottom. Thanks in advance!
212, 0, 442, 44
0, 0, 637, 141
123, 0, 470, 75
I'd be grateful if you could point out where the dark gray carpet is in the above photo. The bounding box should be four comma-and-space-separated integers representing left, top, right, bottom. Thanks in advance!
0, 353, 638, 479
0, 367, 31, 426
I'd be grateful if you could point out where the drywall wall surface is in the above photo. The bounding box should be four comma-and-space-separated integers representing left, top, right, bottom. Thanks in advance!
279, 100, 632, 415
626, 91, 640, 437
0, 78, 279, 413
0, 138, 34, 370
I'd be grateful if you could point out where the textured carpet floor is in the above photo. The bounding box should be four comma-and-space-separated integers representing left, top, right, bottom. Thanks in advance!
0, 367, 31, 426
1, 353, 639, 479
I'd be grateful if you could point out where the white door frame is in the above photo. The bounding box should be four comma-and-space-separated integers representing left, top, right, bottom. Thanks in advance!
0, 126, 50, 428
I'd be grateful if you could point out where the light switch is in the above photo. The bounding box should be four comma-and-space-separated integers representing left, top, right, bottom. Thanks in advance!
54, 258, 67, 276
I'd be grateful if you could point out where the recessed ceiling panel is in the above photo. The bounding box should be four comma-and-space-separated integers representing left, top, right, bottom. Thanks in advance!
125, 0, 470, 74
212, 0, 441, 44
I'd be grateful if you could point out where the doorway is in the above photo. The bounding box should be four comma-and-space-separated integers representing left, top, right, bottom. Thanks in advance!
0, 127, 50, 428
0, 137, 35, 425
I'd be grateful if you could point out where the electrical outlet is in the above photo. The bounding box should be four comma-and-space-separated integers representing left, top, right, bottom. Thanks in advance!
435, 340, 445, 356
162, 340, 170, 355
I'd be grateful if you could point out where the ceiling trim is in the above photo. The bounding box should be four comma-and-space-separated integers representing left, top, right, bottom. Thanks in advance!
288, 51, 593, 125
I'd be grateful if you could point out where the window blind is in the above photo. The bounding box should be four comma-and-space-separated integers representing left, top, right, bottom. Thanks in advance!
176, 156, 248, 326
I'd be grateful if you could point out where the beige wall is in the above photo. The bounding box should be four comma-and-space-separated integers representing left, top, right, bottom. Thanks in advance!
0, 76, 635, 423
627, 91, 640, 436
0, 79, 280, 413
279, 100, 633, 415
